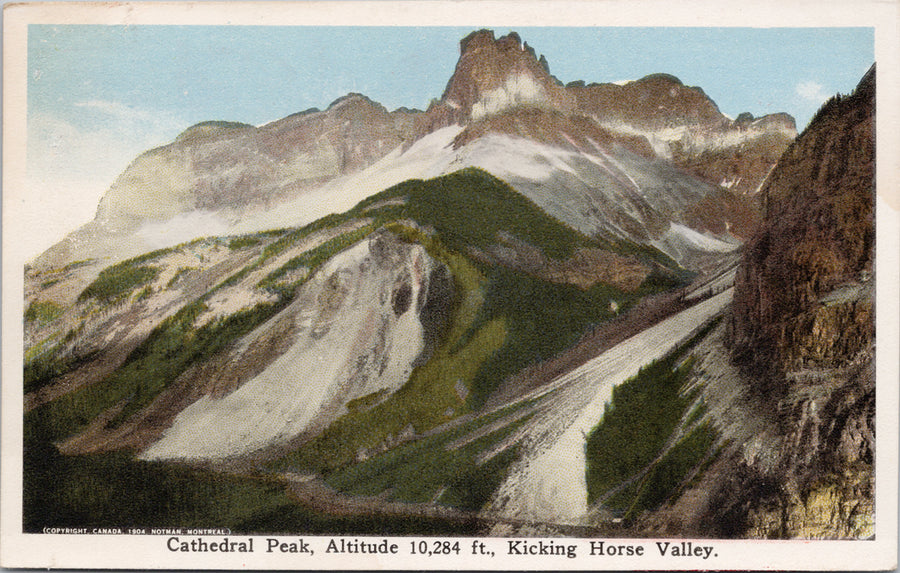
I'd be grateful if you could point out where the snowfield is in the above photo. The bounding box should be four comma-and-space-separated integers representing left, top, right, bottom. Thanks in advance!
203, 130, 735, 269
486, 288, 734, 525
470, 74, 549, 121
652, 223, 741, 264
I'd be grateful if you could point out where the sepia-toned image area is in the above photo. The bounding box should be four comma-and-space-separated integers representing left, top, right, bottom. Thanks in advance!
3, 3, 897, 569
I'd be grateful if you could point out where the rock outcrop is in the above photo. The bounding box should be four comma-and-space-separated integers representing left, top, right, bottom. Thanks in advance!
96, 94, 406, 227
631, 65, 875, 541
439, 30, 576, 123
573, 74, 797, 196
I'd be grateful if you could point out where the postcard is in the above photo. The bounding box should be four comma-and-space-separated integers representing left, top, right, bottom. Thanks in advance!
2, 1, 898, 570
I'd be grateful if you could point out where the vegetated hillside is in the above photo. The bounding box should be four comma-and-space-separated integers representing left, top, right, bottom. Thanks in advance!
23, 27, 810, 538
24, 168, 691, 531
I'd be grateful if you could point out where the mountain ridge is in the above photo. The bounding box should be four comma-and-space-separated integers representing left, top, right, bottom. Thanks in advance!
33, 28, 795, 275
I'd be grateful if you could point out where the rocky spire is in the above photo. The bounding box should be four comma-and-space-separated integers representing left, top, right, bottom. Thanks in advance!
439, 29, 575, 123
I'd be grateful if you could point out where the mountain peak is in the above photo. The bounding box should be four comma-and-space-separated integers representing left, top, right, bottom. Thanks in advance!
175, 120, 254, 142
440, 29, 575, 123
326, 92, 384, 112
458, 29, 522, 54
636, 72, 684, 86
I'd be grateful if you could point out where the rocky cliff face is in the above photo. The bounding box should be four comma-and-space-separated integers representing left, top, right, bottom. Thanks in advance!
96, 94, 405, 228
439, 30, 576, 123
713, 65, 875, 538
134, 232, 449, 461
573, 75, 797, 196
626, 65, 875, 541
732, 65, 874, 385
440, 30, 796, 199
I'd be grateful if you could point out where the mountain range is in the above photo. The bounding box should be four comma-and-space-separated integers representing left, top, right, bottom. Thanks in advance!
35, 30, 794, 275
23, 30, 873, 539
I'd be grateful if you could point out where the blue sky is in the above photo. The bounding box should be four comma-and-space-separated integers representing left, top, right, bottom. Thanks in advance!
26, 25, 873, 257
29, 26, 874, 128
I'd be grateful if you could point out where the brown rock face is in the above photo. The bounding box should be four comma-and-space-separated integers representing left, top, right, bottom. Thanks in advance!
669, 120, 796, 198
440, 32, 796, 189
732, 65, 874, 386
693, 66, 876, 540
572, 74, 727, 131
451, 106, 654, 158
476, 231, 652, 292
439, 30, 576, 123
572, 75, 796, 197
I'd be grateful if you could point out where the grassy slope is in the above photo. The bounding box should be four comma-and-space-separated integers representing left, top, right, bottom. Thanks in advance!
585, 320, 721, 521
273, 168, 685, 478
77, 247, 177, 304
324, 404, 533, 509
24, 414, 476, 535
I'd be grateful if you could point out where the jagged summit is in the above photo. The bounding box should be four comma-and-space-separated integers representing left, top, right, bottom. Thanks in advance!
439, 29, 575, 123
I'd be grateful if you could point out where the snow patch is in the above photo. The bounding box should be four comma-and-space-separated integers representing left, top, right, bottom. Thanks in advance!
651, 223, 740, 262
753, 164, 777, 195
470, 74, 548, 121
668, 223, 739, 252
599, 118, 795, 159
136, 211, 233, 250
458, 134, 580, 180
598, 121, 689, 159
143, 126, 735, 273
228, 127, 463, 234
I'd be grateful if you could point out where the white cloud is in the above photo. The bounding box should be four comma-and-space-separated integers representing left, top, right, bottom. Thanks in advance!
795, 80, 831, 103
73, 100, 182, 129
24, 102, 187, 259
75, 99, 149, 116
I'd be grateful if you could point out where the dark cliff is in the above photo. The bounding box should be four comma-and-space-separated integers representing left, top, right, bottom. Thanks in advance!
732, 64, 874, 386
711, 64, 875, 538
